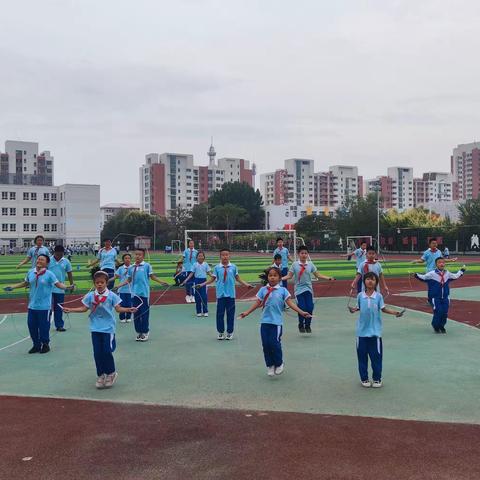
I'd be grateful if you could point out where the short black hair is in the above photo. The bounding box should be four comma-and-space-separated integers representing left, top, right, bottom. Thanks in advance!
360, 240, 367, 245
276, 237, 283, 242
54, 245, 65, 253
37, 254, 50, 264
197, 250, 205, 257
136, 248, 146, 254
298, 246, 309, 253
363, 271, 379, 286
93, 270, 109, 281
259, 266, 282, 285
34, 235, 44, 242
104, 238, 112, 242
435, 256, 445, 264
429, 237, 437, 244
273, 253, 282, 260
220, 247, 230, 253
366, 245, 375, 253
122, 253, 131, 261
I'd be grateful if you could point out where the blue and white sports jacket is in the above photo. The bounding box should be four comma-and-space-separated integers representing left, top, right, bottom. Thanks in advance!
414, 268, 465, 299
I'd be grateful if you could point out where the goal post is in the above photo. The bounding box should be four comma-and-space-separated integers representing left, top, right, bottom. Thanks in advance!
346, 235, 373, 253
184, 229, 298, 258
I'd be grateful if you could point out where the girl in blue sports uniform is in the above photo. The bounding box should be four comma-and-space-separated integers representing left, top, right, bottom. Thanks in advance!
114, 253, 133, 323
181, 251, 212, 317
88, 239, 118, 287
348, 272, 404, 388
63, 270, 137, 389
239, 267, 311, 377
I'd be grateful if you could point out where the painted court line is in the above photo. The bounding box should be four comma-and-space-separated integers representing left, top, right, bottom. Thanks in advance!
0, 336, 29, 352
0, 314, 8, 326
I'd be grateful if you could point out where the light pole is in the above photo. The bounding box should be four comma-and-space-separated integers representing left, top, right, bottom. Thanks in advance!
374, 181, 381, 255
153, 214, 156, 252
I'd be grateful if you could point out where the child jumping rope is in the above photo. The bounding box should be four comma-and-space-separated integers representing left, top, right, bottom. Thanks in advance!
239, 267, 312, 376
63, 270, 137, 389
114, 253, 133, 323
348, 272, 404, 388
181, 251, 212, 317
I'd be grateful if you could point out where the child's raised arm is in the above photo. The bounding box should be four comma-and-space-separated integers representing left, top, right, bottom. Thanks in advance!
285, 298, 312, 317
381, 306, 405, 317
238, 299, 262, 318
180, 272, 194, 286
63, 305, 89, 313
282, 271, 293, 282
235, 274, 253, 289
314, 271, 335, 281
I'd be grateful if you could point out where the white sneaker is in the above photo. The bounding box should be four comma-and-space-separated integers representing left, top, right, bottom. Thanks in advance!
196, 313, 203, 317
203, 312, 209, 317
190, 295, 195, 303
95, 375, 106, 389
274, 364, 284, 375
126, 318, 132, 323
225, 333, 233, 341
267, 366, 275, 376
120, 318, 127, 323
140, 333, 149, 342
361, 380, 371, 388
372, 380, 383, 388
185, 295, 190, 303
135, 334, 142, 341
217, 332, 225, 340
104, 372, 118, 388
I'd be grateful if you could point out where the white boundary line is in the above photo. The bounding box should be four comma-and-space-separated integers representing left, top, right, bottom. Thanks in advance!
0, 336, 30, 352
0, 314, 8, 326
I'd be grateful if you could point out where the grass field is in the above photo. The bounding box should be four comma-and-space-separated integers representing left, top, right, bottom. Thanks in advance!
1, 252, 479, 298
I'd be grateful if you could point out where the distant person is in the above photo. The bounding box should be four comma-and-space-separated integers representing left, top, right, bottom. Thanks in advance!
443, 246, 450, 259
114, 253, 133, 323
348, 272, 404, 388
88, 239, 118, 287
351, 245, 389, 295
341, 240, 367, 292
272, 237, 293, 288
412, 238, 457, 273
182, 239, 198, 303
173, 260, 185, 286
16, 235, 50, 269
181, 251, 212, 317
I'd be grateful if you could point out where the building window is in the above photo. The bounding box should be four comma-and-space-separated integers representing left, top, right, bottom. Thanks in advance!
44, 193, 50, 201
1, 208, 7, 216
51, 193, 57, 201
31, 224, 37, 232
44, 209, 50, 216
9, 208, 16, 216
31, 208, 37, 216
1, 192, 7, 200
51, 224, 57, 232
10, 224, 16, 232
24, 224, 30, 232
44, 224, 50, 232
23, 192, 29, 200
24, 208, 29, 216
51, 208, 57, 216
31, 193, 37, 201
2, 224, 7, 232
9, 192, 16, 200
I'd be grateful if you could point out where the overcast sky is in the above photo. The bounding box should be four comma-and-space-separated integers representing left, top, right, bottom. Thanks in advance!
1, 0, 480, 204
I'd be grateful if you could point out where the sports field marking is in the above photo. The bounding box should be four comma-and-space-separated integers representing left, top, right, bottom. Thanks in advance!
0, 335, 30, 352
0, 314, 8, 325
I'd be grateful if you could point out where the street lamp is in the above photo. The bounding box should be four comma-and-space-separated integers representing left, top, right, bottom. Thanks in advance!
373, 181, 382, 255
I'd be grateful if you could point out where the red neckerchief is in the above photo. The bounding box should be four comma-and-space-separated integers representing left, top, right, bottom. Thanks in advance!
92, 289, 108, 312
223, 265, 228, 281
278, 246, 283, 252
132, 263, 141, 283
430, 248, 438, 253
34, 268, 47, 287
189, 248, 193, 261
262, 286, 275, 309
363, 259, 376, 274
437, 269, 446, 286
298, 262, 307, 280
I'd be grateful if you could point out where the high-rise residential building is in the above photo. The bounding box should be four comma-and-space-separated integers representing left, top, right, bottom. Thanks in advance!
0, 140, 100, 249
451, 142, 480, 200
413, 172, 456, 207
140, 143, 255, 216
365, 176, 394, 209
100, 203, 140, 229
0, 141, 54, 186
386, 167, 414, 211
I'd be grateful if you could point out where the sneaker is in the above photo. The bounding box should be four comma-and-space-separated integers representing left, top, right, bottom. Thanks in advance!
267, 366, 275, 376
217, 332, 225, 340
28, 346, 40, 354
56, 327, 66, 332
95, 375, 106, 389
126, 318, 132, 323
225, 333, 234, 341
104, 372, 118, 388
196, 313, 203, 317
190, 295, 195, 303
361, 380, 371, 388
40, 344, 50, 354
139, 333, 149, 342
274, 364, 284, 375
120, 319, 127, 323
440, 327, 447, 334
185, 295, 190, 303
135, 334, 142, 341
305, 326, 312, 334
433, 328, 441, 334
372, 380, 383, 388
203, 313, 209, 317
299, 326, 306, 333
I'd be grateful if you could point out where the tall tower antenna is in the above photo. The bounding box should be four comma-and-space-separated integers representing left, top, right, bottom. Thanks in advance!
207, 137, 216, 167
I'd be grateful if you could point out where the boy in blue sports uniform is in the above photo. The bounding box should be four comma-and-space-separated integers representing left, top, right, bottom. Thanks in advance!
63, 270, 136, 389
273, 238, 293, 288
117, 248, 168, 342
412, 237, 457, 273
16, 235, 50, 269
349, 272, 404, 388
351, 245, 389, 295
412, 258, 466, 333
182, 239, 198, 303
49, 245, 74, 332
199, 248, 253, 340
88, 239, 118, 287
341, 240, 367, 292
239, 267, 311, 376
282, 245, 334, 334
181, 251, 212, 317
6, 254, 74, 354
114, 253, 133, 323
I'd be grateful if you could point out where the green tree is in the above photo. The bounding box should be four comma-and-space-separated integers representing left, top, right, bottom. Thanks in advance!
335, 193, 381, 239
168, 206, 192, 240
209, 204, 248, 230
185, 203, 210, 230
295, 213, 336, 240
208, 182, 264, 228
458, 199, 480, 225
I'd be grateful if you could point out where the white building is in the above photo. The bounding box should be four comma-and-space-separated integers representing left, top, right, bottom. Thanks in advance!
387, 167, 414, 211
451, 142, 480, 200
100, 203, 140, 229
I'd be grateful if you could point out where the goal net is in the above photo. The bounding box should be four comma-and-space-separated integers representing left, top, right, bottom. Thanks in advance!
184, 229, 298, 258
346, 235, 373, 253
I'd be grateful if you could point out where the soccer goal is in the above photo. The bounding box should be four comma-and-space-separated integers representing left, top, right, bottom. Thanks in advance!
171, 240, 182, 255
346, 236, 373, 253
184, 229, 298, 258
